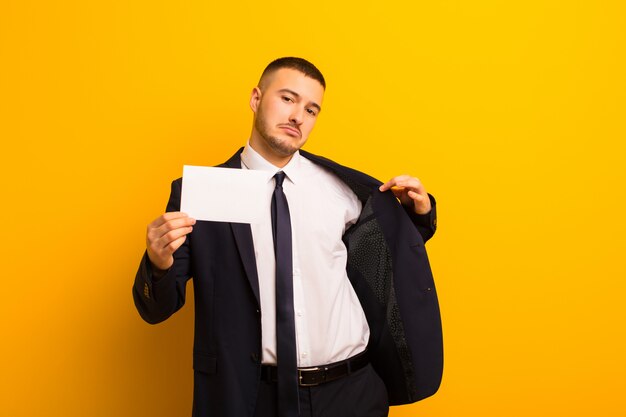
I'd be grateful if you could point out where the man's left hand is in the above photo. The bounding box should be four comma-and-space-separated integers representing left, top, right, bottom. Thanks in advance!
379, 175, 432, 215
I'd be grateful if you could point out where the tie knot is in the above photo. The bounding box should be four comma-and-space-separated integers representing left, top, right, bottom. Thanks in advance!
274, 171, 286, 188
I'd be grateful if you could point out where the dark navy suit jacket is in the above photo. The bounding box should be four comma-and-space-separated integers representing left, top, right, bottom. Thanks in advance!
133, 148, 443, 417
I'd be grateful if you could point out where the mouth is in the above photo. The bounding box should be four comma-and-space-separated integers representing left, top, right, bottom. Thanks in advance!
279, 125, 301, 138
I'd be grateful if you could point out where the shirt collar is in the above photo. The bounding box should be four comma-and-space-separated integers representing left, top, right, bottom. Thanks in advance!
241, 140, 301, 185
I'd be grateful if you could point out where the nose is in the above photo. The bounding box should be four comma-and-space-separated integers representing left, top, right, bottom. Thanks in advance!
289, 106, 304, 126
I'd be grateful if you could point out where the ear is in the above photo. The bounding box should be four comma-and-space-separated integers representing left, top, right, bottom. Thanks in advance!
249, 87, 261, 113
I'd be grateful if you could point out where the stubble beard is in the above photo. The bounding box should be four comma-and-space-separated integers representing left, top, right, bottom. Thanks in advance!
254, 107, 302, 158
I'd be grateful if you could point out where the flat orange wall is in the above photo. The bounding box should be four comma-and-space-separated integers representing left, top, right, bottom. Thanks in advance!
1, 1, 625, 416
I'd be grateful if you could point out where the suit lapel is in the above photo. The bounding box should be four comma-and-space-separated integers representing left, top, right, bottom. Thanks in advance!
231, 223, 260, 307
222, 148, 261, 307
299, 149, 381, 203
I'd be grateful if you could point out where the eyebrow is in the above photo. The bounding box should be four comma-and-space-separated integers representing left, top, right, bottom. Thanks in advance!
278, 88, 322, 113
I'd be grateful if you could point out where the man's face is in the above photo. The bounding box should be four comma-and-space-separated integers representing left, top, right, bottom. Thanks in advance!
250, 68, 324, 159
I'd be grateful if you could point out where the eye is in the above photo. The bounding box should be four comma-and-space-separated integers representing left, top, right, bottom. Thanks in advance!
306, 108, 317, 116
282, 96, 294, 103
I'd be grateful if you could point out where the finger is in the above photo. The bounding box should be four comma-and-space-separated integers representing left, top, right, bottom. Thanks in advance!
148, 217, 193, 245
408, 190, 432, 214
390, 187, 415, 202
391, 176, 422, 191
153, 216, 196, 239
149, 212, 190, 229
407, 190, 425, 202
156, 226, 194, 250
379, 175, 411, 191
164, 235, 187, 255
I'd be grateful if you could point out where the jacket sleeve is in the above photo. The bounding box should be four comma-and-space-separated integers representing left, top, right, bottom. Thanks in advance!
132, 178, 192, 324
403, 193, 437, 243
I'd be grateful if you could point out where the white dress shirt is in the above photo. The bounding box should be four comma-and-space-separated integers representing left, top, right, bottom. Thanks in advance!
240, 143, 370, 367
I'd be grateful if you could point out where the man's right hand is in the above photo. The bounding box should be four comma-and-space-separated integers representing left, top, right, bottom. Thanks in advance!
146, 212, 196, 272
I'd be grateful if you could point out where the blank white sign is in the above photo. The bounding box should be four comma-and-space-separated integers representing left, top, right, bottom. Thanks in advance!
180, 165, 271, 224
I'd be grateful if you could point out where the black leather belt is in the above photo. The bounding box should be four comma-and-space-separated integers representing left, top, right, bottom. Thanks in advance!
260, 350, 369, 387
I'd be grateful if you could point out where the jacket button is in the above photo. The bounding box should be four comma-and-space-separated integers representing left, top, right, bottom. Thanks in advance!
251, 353, 259, 362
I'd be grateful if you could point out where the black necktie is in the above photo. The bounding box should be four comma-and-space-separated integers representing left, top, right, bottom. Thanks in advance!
271, 171, 299, 417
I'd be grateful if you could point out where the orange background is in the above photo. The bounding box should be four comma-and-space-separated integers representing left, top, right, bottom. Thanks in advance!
1, 1, 625, 416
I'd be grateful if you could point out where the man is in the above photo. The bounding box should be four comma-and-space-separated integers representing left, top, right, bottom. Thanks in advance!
133, 57, 443, 417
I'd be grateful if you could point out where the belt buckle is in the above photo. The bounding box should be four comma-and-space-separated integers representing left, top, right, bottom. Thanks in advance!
298, 366, 322, 387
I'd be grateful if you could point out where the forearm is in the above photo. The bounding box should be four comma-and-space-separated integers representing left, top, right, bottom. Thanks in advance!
132, 251, 188, 324
132, 178, 192, 324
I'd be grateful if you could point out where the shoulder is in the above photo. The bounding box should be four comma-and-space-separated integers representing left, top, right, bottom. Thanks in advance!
299, 149, 382, 191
